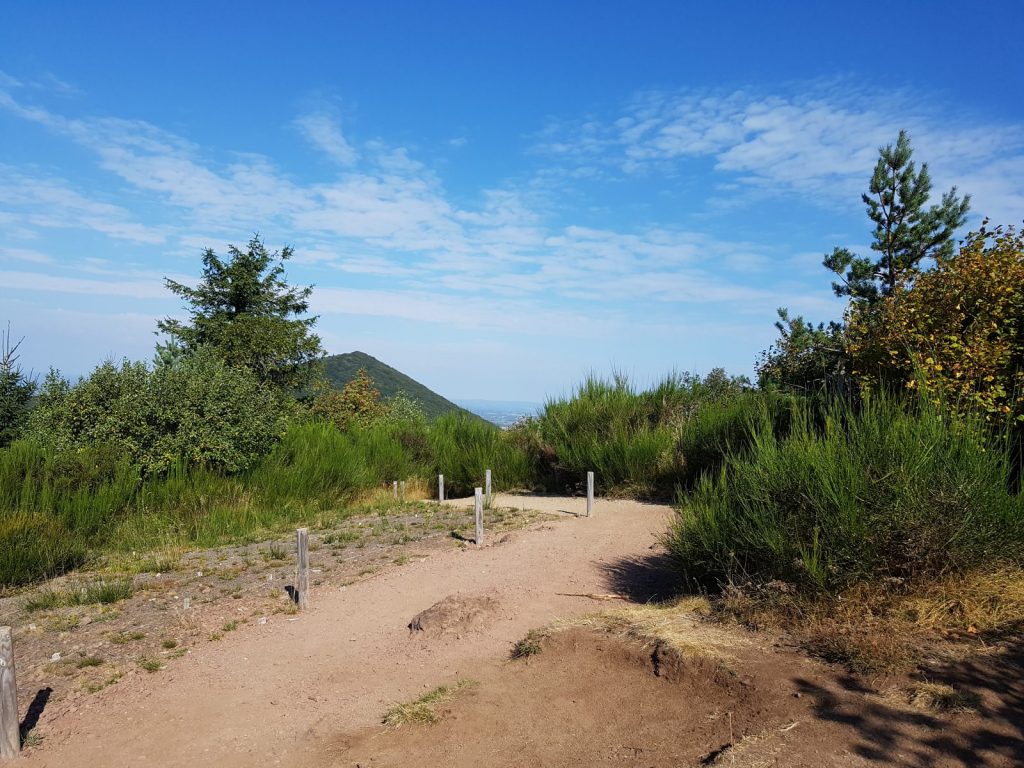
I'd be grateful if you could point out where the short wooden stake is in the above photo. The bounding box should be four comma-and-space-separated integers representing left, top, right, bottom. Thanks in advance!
485, 469, 492, 505
438, 474, 444, 502
296, 528, 310, 611
392, 480, 398, 498
0, 626, 19, 760
399, 480, 406, 501
474, 487, 484, 547
586, 471, 594, 517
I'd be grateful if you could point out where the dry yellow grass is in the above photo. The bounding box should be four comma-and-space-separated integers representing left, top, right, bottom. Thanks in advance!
554, 596, 743, 660
901, 567, 1024, 634
907, 682, 981, 713
713, 567, 1024, 673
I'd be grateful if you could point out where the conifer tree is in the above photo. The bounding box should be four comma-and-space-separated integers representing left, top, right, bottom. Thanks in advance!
823, 130, 970, 303
157, 236, 323, 390
0, 325, 35, 447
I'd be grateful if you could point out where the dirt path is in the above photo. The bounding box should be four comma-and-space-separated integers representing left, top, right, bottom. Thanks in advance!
19, 494, 671, 767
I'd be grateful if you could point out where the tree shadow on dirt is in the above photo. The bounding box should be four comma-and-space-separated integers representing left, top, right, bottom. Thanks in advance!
598, 552, 683, 603
793, 641, 1024, 766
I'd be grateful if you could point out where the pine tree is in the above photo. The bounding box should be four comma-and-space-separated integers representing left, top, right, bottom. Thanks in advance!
157, 236, 323, 390
0, 325, 36, 447
823, 130, 970, 303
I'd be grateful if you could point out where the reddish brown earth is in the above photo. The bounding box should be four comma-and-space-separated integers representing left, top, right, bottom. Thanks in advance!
6, 494, 1023, 767
334, 629, 1024, 767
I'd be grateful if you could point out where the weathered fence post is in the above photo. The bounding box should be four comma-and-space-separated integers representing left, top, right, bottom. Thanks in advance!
296, 528, 310, 611
0, 626, 19, 760
586, 471, 594, 518
392, 480, 398, 498
399, 480, 406, 501
438, 474, 444, 502
485, 469, 492, 505
474, 487, 484, 548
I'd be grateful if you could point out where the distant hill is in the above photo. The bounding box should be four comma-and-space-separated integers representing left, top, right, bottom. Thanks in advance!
321, 351, 483, 423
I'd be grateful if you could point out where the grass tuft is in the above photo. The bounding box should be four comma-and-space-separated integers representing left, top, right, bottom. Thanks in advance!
23, 579, 133, 613
908, 683, 980, 713
382, 679, 478, 728
511, 629, 545, 660
109, 630, 145, 644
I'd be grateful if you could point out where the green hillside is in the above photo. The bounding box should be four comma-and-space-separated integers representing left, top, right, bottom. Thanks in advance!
321, 351, 480, 422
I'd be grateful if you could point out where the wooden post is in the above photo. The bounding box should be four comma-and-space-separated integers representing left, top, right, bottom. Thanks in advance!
474, 487, 484, 548
485, 469, 492, 505
399, 480, 406, 501
296, 528, 310, 611
586, 471, 594, 518
0, 626, 18, 760
392, 480, 398, 498
438, 474, 444, 502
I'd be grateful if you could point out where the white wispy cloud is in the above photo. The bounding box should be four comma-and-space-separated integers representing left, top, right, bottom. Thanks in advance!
294, 112, 359, 166
0, 166, 167, 244
0, 271, 169, 299
0, 76, 941, 369
535, 82, 1024, 222
1, 247, 54, 264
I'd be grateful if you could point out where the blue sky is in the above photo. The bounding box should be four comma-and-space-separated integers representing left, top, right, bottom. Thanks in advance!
2, 1, 1022, 401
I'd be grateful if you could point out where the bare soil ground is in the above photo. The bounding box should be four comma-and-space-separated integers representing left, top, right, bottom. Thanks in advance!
0, 496, 554, 740
4, 494, 1023, 767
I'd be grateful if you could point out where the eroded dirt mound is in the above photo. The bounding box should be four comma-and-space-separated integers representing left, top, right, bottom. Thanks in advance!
326, 627, 1024, 768
333, 628, 772, 767
407, 593, 501, 637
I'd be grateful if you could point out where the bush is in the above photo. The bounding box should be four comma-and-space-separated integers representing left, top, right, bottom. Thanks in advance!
530, 372, 756, 497
848, 224, 1024, 427
429, 412, 533, 496
667, 393, 1024, 592
147, 351, 289, 473
25, 350, 287, 475
0, 440, 140, 538
0, 513, 85, 586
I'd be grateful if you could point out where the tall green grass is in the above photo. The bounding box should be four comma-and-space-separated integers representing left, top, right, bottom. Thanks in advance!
0, 413, 535, 585
429, 412, 534, 496
528, 373, 770, 497
667, 393, 1024, 592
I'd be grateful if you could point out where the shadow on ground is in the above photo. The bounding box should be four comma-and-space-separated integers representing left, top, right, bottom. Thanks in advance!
20, 687, 52, 739
598, 551, 1024, 766
789, 634, 1024, 766
598, 552, 682, 603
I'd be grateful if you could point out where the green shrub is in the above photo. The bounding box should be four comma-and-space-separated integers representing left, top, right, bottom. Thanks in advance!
532, 372, 756, 497
0, 513, 85, 586
429, 412, 533, 496
24, 352, 288, 476
0, 440, 139, 538
667, 393, 1024, 592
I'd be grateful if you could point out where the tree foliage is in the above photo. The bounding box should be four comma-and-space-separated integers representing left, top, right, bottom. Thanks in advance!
0, 326, 36, 447
763, 131, 970, 393
756, 309, 846, 393
824, 130, 970, 304
25, 350, 289, 474
848, 224, 1024, 425
310, 368, 388, 430
157, 236, 323, 390
310, 369, 430, 432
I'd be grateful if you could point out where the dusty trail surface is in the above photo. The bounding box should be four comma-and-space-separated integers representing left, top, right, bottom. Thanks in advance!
23, 494, 670, 767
